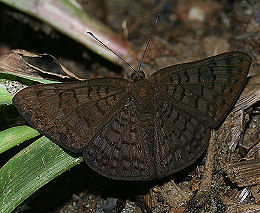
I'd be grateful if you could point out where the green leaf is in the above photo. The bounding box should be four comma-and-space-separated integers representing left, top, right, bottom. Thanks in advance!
0, 136, 83, 213
0, 68, 83, 213
0, 82, 12, 105
0, 125, 40, 154
0, 78, 56, 107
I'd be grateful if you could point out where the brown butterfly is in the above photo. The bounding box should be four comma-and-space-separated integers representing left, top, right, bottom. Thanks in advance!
12, 51, 251, 180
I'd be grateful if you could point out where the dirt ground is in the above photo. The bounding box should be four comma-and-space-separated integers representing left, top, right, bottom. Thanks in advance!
0, 0, 259, 212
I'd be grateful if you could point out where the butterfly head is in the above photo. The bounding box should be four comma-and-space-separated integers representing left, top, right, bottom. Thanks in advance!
129, 71, 146, 82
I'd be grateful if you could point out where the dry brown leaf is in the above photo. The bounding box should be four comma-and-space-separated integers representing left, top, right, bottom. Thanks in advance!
0, 49, 85, 81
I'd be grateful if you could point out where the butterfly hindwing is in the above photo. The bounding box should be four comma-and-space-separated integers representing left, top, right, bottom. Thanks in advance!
152, 95, 210, 177
83, 98, 156, 180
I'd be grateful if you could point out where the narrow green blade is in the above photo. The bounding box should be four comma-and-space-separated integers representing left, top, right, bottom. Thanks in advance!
0, 136, 83, 213
0, 125, 40, 154
0, 82, 12, 105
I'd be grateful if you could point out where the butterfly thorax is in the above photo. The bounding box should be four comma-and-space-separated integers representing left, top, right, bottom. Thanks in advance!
129, 78, 154, 113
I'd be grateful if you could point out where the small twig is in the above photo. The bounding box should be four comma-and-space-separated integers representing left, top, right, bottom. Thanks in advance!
198, 131, 216, 193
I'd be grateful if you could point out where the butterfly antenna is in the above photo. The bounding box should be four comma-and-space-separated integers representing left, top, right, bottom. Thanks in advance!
87, 32, 136, 73
137, 14, 160, 72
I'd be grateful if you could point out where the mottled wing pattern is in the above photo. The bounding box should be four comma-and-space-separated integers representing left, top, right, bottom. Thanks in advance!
153, 95, 210, 177
13, 78, 128, 152
12, 51, 251, 181
149, 52, 251, 177
83, 99, 156, 180
150, 51, 252, 128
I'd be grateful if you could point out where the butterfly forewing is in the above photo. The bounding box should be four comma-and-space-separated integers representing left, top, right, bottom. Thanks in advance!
13, 78, 128, 152
150, 51, 251, 128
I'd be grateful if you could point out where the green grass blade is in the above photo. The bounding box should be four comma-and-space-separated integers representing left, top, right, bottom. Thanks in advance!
0, 136, 83, 213
0, 82, 12, 105
0, 78, 56, 106
0, 125, 40, 154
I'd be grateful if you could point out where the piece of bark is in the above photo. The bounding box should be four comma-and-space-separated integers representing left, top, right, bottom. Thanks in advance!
226, 158, 260, 187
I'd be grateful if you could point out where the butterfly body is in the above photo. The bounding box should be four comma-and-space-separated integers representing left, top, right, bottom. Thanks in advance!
13, 51, 251, 180
128, 79, 155, 112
